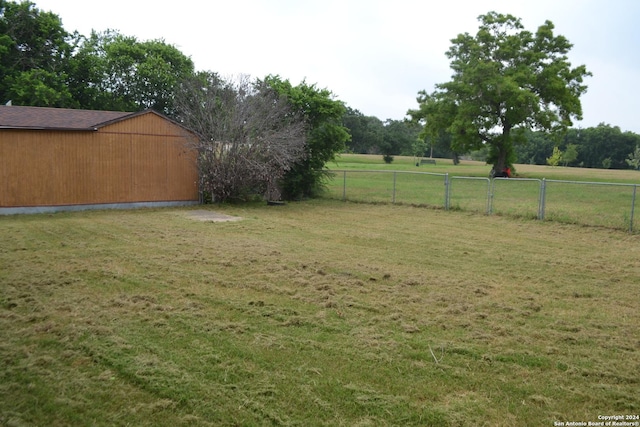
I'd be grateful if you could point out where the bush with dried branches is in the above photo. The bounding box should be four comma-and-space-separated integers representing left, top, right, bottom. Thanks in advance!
175, 73, 307, 202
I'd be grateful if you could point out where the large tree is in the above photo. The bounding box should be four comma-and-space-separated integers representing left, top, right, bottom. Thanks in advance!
409, 12, 590, 174
68, 30, 194, 115
174, 73, 307, 202
0, 0, 75, 106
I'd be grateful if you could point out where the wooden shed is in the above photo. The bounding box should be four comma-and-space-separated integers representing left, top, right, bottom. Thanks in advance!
0, 105, 199, 214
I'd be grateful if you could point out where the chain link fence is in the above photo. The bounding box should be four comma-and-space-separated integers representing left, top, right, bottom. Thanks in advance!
325, 170, 640, 232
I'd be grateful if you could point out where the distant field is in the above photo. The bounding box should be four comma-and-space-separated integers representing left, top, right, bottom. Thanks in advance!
1, 200, 638, 426
326, 154, 640, 231
330, 153, 640, 183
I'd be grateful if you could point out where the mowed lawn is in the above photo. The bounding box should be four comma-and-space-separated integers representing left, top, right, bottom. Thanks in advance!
1, 199, 639, 426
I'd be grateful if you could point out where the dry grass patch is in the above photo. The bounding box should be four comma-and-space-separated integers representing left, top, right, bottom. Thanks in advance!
1, 201, 639, 426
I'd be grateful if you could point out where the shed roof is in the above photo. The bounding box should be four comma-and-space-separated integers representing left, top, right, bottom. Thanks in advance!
0, 105, 140, 130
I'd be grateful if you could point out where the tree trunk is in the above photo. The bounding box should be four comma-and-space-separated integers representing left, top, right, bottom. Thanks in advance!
493, 126, 511, 174
494, 150, 506, 173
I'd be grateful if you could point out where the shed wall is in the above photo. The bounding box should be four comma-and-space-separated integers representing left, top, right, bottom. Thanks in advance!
0, 113, 198, 208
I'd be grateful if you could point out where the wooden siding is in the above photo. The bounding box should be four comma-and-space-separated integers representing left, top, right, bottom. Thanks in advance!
0, 113, 199, 207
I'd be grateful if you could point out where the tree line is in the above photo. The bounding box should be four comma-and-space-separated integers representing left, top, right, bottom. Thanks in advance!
0, 0, 350, 201
514, 125, 640, 170
342, 107, 459, 162
341, 111, 640, 171
3, 1, 639, 200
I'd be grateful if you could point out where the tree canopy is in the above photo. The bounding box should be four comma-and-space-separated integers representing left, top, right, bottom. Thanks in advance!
263, 76, 350, 199
0, 1, 193, 114
341, 109, 427, 163
0, 0, 75, 106
511, 124, 640, 169
342, 108, 384, 155
378, 119, 422, 163
409, 12, 591, 173
66, 30, 194, 115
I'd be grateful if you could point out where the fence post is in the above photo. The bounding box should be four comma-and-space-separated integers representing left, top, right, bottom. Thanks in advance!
444, 173, 450, 210
538, 178, 546, 220
486, 178, 492, 215
392, 171, 397, 204
342, 171, 347, 201
630, 184, 637, 233
489, 179, 495, 215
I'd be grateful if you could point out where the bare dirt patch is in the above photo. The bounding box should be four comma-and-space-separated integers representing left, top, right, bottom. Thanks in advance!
184, 210, 242, 222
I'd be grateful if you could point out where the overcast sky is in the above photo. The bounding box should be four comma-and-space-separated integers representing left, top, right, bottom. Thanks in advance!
34, 0, 640, 133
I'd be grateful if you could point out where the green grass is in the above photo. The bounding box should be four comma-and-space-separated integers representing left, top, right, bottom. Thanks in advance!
326, 154, 640, 231
330, 153, 640, 183
1, 200, 639, 426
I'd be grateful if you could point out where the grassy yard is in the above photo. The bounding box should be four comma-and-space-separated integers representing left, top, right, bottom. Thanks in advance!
1, 200, 639, 426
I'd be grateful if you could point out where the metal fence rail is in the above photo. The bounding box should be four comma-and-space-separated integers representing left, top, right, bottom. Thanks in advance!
326, 171, 640, 233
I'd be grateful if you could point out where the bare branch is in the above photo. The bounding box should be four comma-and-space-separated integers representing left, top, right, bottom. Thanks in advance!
175, 73, 307, 202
